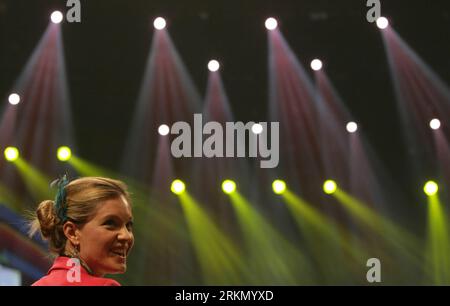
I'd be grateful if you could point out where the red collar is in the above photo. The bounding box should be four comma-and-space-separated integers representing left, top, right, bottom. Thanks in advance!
34, 256, 121, 286
48, 256, 91, 275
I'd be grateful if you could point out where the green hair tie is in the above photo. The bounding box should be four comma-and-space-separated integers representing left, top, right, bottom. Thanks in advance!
51, 175, 69, 223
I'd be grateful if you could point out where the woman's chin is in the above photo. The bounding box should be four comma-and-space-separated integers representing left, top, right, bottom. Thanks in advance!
107, 263, 127, 274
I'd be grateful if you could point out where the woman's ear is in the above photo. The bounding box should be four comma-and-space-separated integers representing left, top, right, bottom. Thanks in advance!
63, 221, 80, 246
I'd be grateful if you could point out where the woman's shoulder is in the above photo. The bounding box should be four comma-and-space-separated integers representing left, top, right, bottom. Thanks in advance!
31, 256, 121, 286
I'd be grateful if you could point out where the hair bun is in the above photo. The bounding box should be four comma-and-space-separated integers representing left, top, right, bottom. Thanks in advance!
36, 200, 59, 238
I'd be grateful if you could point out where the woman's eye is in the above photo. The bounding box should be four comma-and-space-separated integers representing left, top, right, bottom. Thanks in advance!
103, 220, 116, 227
126, 222, 134, 231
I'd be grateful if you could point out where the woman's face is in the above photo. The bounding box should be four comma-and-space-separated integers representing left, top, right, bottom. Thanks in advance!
77, 196, 134, 277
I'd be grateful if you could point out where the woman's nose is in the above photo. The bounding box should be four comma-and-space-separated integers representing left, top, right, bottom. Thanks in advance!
118, 226, 133, 242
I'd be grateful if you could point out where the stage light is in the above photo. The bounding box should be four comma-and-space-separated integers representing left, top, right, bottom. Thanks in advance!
4, 147, 19, 162
272, 180, 286, 195
158, 124, 170, 136
51, 11, 63, 24
346, 122, 358, 133
430, 119, 441, 130
265, 18, 278, 30
57, 146, 72, 162
208, 60, 220, 72
424, 181, 438, 196
323, 180, 337, 195
376, 17, 389, 29
310, 59, 323, 71
153, 17, 166, 30
171, 179, 185, 195
8, 93, 20, 105
252, 123, 263, 134
222, 180, 236, 194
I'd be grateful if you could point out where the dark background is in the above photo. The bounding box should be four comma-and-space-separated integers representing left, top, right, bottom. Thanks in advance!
1, 0, 449, 200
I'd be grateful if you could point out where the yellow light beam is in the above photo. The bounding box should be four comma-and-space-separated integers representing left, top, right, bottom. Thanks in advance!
15, 158, 52, 201
426, 194, 450, 285
334, 189, 423, 268
69, 155, 115, 177
178, 192, 247, 285
283, 190, 369, 283
229, 192, 315, 285
0, 183, 22, 211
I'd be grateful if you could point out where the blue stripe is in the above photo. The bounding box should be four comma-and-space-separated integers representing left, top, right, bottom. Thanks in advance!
1, 250, 46, 280
0, 204, 48, 249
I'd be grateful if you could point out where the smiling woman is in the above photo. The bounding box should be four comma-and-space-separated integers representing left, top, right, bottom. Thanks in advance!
28, 176, 134, 286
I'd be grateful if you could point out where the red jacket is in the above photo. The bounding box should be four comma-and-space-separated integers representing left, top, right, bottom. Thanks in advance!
32, 256, 121, 286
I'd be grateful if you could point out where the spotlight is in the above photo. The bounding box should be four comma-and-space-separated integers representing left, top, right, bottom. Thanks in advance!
265, 18, 278, 31
272, 180, 286, 195
171, 179, 185, 195
376, 17, 389, 29
252, 123, 263, 135
4, 147, 19, 162
8, 93, 20, 105
51, 11, 64, 24
57, 146, 72, 162
310, 59, 323, 71
208, 60, 220, 72
346, 122, 358, 133
323, 180, 337, 195
424, 181, 438, 196
153, 17, 166, 30
430, 119, 441, 130
222, 180, 236, 194
158, 124, 170, 136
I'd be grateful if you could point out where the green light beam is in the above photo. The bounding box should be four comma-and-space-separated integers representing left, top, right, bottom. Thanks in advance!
229, 192, 316, 285
426, 194, 450, 285
15, 158, 52, 201
179, 192, 247, 285
283, 190, 369, 284
334, 189, 423, 270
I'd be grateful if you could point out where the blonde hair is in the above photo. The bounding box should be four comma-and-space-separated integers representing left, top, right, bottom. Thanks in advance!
29, 177, 131, 255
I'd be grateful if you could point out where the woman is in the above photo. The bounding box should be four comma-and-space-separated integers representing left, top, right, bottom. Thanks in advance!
29, 176, 134, 286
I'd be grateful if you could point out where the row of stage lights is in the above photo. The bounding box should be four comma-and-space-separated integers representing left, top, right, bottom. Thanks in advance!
31, 12, 390, 79
3, 146, 72, 162
5, 89, 445, 136
46, 13, 391, 73
156, 120, 443, 135
5, 88, 446, 132
6, 91, 444, 132
3, 145, 440, 197
170, 178, 440, 197
25, 13, 390, 78
49, 12, 390, 30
